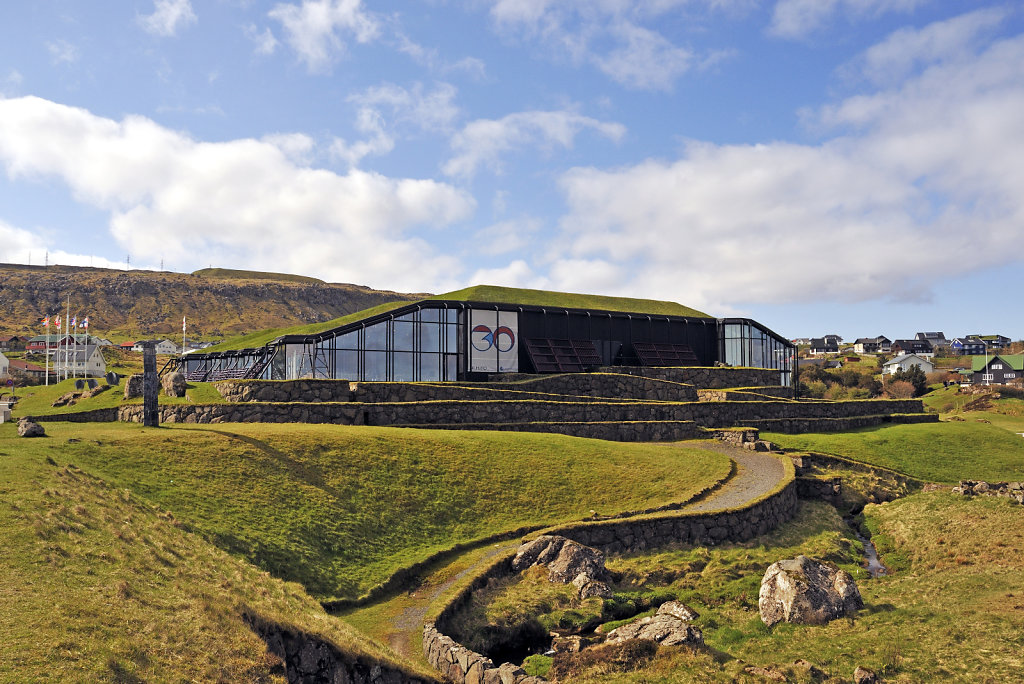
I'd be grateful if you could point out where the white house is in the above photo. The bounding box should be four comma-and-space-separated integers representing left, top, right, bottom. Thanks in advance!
882, 353, 934, 376
55, 345, 107, 378
0, 350, 8, 378
155, 339, 179, 354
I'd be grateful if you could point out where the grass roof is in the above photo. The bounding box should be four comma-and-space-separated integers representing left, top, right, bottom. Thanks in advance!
206, 285, 710, 352
431, 285, 712, 318
970, 354, 1024, 372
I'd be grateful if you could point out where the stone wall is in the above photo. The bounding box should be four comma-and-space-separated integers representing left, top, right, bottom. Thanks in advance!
423, 473, 799, 684
697, 386, 794, 402
214, 372, 698, 404
245, 614, 434, 684
400, 420, 700, 442
595, 366, 785, 390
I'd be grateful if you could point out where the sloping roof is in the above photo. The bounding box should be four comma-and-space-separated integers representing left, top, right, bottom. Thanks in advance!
971, 354, 1024, 372
429, 285, 712, 318
884, 353, 933, 368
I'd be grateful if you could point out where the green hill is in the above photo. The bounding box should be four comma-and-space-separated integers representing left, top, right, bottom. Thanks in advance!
0, 263, 420, 341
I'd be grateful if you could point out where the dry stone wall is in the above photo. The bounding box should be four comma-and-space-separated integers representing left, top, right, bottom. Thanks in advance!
595, 366, 785, 390
423, 476, 799, 684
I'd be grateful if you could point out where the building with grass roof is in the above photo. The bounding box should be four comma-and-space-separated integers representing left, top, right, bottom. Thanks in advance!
972, 354, 1023, 386
179, 285, 795, 386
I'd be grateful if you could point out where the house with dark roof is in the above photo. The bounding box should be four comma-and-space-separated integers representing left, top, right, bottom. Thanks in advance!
853, 335, 891, 354
808, 337, 839, 355
973, 334, 1012, 350
950, 336, 986, 356
890, 339, 934, 358
972, 354, 1023, 385
0, 335, 26, 352
915, 332, 949, 350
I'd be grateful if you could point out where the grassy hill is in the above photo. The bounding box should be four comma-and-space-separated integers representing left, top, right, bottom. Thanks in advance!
0, 263, 420, 340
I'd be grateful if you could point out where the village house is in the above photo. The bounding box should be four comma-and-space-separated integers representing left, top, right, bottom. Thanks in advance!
882, 353, 935, 376
0, 351, 8, 378
950, 336, 986, 356
974, 334, 1012, 350
8, 358, 49, 381
853, 335, 891, 354
915, 332, 949, 351
0, 335, 27, 352
972, 354, 1023, 385
808, 337, 839, 355
55, 345, 107, 378
890, 339, 934, 358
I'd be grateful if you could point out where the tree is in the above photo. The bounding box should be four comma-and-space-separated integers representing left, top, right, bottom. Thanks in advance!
890, 364, 928, 397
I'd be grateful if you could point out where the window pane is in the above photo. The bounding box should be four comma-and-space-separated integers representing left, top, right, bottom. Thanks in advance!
394, 352, 414, 381
394, 322, 415, 351
364, 322, 388, 350
365, 351, 387, 381
419, 353, 441, 381
335, 349, 359, 380
420, 308, 441, 323
445, 323, 458, 354
444, 353, 458, 380
335, 331, 358, 349
395, 312, 416, 322
421, 322, 441, 353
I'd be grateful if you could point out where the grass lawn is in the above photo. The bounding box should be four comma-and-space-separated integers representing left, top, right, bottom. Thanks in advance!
11, 378, 226, 417
0, 422, 423, 682
5, 422, 730, 602
498, 494, 1024, 683
763, 420, 1024, 483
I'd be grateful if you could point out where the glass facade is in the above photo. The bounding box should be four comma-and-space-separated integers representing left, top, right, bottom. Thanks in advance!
273, 307, 461, 381
721, 320, 794, 386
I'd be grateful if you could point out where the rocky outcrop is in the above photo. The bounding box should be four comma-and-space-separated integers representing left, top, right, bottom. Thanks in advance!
124, 374, 144, 399
511, 535, 611, 584
161, 371, 187, 397
759, 555, 863, 627
17, 417, 45, 437
604, 601, 703, 647
854, 665, 880, 684
950, 480, 1024, 504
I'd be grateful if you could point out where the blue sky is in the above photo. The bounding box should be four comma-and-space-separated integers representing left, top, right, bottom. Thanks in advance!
1, 1, 1023, 342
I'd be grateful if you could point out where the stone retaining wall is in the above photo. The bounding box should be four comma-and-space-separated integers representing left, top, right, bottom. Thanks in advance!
423, 473, 799, 684
399, 420, 700, 442
214, 372, 698, 404
697, 386, 795, 402
729, 412, 939, 434
595, 366, 785, 390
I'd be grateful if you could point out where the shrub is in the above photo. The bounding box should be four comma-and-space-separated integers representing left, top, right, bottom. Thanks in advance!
885, 380, 915, 399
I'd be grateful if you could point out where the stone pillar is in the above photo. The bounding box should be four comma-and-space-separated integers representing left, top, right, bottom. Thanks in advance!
141, 341, 159, 427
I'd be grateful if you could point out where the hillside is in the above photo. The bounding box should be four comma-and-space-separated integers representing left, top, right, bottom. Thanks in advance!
0, 263, 422, 340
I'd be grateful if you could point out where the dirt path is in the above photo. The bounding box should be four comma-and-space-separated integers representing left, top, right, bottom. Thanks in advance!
340, 442, 788, 665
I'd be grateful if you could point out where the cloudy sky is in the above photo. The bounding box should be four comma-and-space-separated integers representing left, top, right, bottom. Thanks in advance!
2, 1, 1023, 341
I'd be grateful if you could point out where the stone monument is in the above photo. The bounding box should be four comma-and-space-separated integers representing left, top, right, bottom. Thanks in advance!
140, 341, 159, 427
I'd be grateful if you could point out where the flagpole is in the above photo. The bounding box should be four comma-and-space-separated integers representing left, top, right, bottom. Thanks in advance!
64, 295, 70, 382
43, 315, 50, 386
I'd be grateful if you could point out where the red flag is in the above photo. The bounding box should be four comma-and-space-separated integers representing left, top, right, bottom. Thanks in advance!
41, 315, 49, 327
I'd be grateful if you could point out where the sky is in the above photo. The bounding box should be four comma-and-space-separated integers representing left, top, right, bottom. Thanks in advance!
1, 1, 1023, 342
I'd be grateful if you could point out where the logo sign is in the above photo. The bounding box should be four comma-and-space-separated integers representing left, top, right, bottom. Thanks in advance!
469, 310, 518, 373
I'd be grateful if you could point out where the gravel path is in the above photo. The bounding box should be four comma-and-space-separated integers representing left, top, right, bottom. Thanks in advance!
348, 441, 789, 663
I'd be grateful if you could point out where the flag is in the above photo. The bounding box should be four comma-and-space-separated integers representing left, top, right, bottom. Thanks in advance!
82, 317, 89, 329
41, 315, 50, 327
55, 317, 61, 329
182, 315, 186, 333
70, 316, 76, 328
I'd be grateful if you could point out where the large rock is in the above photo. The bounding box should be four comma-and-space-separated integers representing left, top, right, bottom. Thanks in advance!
511, 535, 611, 584
758, 555, 863, 627
605, 600, 703, 647
17, 417, 46, 438
124, 374, 144, 399
161, 371, 187, 398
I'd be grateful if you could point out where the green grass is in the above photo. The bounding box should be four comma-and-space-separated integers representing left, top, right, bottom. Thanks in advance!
528, 494, 1024, 683
763, 421, 1024, 483
6, 422, 730, 601
0, 422, 425, 682
11, 378, 227, 417
430, 285, 712, 318
192, 267, 325, 285
204, 300, 412, 352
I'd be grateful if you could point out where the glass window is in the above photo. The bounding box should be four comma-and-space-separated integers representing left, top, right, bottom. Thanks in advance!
395, 312, 416, 322
364, 321, 388, 350
335, 331, 358, 349
394, 352, 414, 380
420, 308, 441, 323
393, 322, 415, 351
365, 351, 387, 381
419, 353, 441, 381
445, 354, 458, 380
335, 349, 359, 379
421, 323, 441, 353
445, 323, 459, 354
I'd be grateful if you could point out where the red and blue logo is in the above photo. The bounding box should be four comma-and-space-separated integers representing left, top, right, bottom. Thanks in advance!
471, 324, 516, 353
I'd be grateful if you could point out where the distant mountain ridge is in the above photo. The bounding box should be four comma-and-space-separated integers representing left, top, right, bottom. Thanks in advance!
0, 263, 424, 340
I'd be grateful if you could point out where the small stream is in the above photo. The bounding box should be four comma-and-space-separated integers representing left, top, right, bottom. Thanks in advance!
845, 516, 888, 578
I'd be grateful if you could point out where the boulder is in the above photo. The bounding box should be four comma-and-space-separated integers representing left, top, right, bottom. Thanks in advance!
161, 371, 188, 398
853, 665, 879, 684
511, 535, 611, 584
17, 417, 46, 438
572, 573, 613, 600
605, 601, 703, 647
759, 555, 863, 627
124, 374, 144, 399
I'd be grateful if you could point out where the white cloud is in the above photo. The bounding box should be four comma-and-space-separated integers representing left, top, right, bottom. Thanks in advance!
268, 0, 379, 71
0, 96, 475, 292
472, 218, 541, 256
846, 7, 1008, 85
548, 28, 1024, 311
485, 0, 734, 90
769, 0, 927, 39
466, 259, 547, 290
0, 218, 134, 271
444, 110, 626, 178
395, 34, 488, 79
46, 39, 79, 65
139, 0, 197, 37
245, 24, 280, 55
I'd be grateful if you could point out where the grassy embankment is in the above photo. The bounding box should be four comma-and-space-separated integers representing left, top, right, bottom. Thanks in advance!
504, 493, 1024, 683
11, 377, 225, 417
4, 422, 730, 603
0, 421, 423, 683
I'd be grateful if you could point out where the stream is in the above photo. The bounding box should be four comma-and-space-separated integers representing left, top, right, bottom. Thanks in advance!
845, 516, 887, 578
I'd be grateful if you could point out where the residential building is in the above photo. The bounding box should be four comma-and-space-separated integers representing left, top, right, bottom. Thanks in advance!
882, 354, 934, 376
27, 334, 99, 351
8, 358, 49, 381
0, 351, 8, 378
973, 334, 1012, 350
915, 332, 949, 350
808, 338, 839, 355
0, 335, 27, 352
791, 338, 811, 346
890, 339, 934, 358
53, 345, 107, 378
853, 335, 891, 354
950, 336, 986, 356
154, 339, 179, 355
972, 354, 1023, 385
